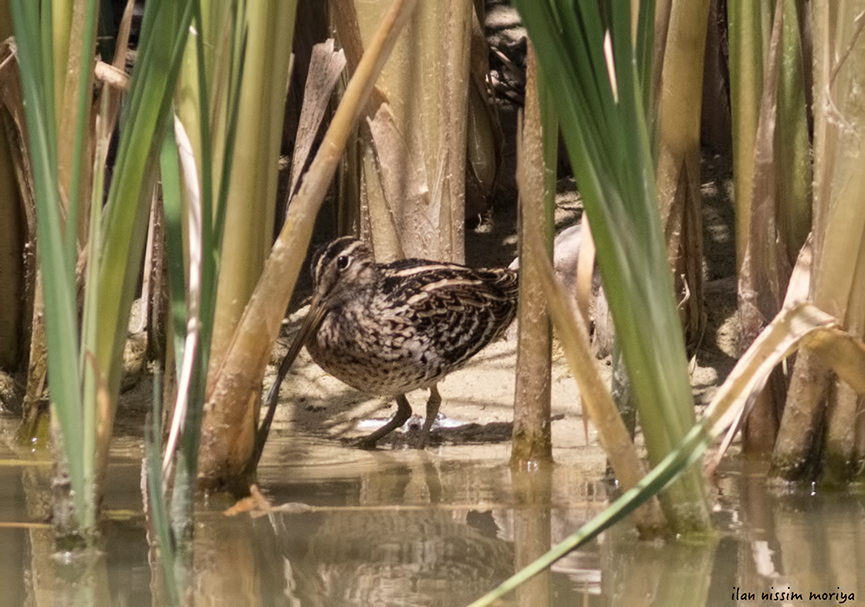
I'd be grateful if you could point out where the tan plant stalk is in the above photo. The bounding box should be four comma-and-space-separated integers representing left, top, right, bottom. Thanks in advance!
197, 0, 418, 489
727, 0, 767, 271
772, 0, 865, 482
511, 44, 553, 468
338, 0, 472, 263
654, 0, 710, 345
524, 222, 665, 537
206, 1, 296, 379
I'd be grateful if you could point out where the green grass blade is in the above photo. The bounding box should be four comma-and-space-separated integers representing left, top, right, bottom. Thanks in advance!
79, 92, 111, 521
211, 23, 247, 259
10, 0, 88, 525
91, 0, 193, 401
144, 370, 180, 606
159, 124, 188, 380
172, 2, 248, 507
39, 2, 57, 167
514, 0, 710, 532
159, 117, 201, 537
62, 0, 99, 267
190, 0, 214, 259
75, 0, 195, 532
634, 0, 655, 119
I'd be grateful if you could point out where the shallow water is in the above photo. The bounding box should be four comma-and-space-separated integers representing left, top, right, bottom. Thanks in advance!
1, 417, 863, 606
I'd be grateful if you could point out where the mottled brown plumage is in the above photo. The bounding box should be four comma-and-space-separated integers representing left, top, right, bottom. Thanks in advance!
265, 237, 518, 449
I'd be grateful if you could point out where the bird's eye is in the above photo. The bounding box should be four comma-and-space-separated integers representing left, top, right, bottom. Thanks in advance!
336, 255, 351, 270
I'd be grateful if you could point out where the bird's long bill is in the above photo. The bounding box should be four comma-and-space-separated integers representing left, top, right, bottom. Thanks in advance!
256, 297, 328, 464
265, 295, 327, 405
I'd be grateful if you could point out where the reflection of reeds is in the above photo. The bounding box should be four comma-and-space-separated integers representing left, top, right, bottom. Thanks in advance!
732, 460, 865, 602
512, 467, 552, 606
602, 525, 716, 605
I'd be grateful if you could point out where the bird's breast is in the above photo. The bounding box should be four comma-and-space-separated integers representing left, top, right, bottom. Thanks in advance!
306, 307, 441, 396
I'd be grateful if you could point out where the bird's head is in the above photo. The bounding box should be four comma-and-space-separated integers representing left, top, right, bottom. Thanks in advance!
311, 237, 378, 309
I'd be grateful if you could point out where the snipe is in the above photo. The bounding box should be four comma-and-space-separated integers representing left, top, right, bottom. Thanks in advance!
263, 236, 519, 449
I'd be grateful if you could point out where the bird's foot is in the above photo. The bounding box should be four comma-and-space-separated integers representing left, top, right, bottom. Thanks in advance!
353, 436, 379, 450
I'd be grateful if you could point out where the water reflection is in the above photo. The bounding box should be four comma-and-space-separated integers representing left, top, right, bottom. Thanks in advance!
197, 445, 607, 606
2, 419, 864, 605
711, 456, 865, 606
268, 509, 513, 605
512, 466, 552, 607
602, 527, 717, 606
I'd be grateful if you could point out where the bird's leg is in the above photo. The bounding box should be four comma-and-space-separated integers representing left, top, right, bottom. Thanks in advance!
355, 394, 413, 449
415, 384, 442, 449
